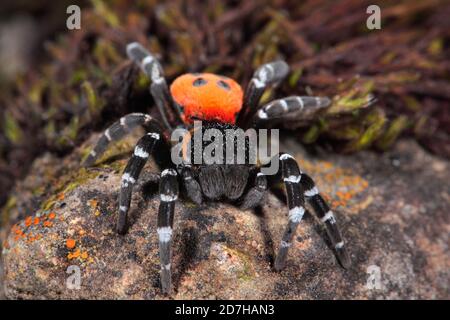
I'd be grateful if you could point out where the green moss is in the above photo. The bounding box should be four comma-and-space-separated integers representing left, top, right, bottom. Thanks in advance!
4, 112, 23, 144
56, 116, 80, 147
328, 79, 375, 115
81, 81, 105, 117
345, 108, 386, 151
41, 167, 101, 211
303, 124, 321, 144
376, 116, 410, 150
225, 247, 255, 281
92, 0, 120, 27
288, 68, 303, 88
1, 196, 17, 228
428, 38, 443, 55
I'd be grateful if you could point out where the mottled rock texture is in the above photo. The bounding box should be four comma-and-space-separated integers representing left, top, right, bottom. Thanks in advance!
1, 134, 449, 299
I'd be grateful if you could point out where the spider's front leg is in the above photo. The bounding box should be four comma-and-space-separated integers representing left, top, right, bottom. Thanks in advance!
126, 42, 183, 130
240, 170, 268, 210
253, 94, 377, 125
83, 113, 162, 167
237, 60, 290, 128
300, 173, 351, 268
254, 95, 331, 123
157, 168, 179, 294
272, 153, 350, 270
179, 164, 203, 205
117, 130, 170, 234
273, 153, 307, 271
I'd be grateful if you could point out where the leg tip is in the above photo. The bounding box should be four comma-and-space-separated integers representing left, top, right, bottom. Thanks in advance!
273, 259, 286, 272
126, 42, 141, 55
336, 247, 351, 269
161, 287, 172, 296
319, 97, 332, 108
126, 42, 149, 62
82, 156, 94, 167
116, 213, 128, 235
116, 224, 127, 235
192, 193, 203, 205
160, 276, 172, 296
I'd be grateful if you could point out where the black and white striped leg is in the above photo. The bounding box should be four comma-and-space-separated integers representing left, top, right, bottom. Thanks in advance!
255, 96, 331, 123
117, 131, 162, 234
237, 61, 289, 127
241, 171, 268, 210
179, 164, 203, 205
83, 113, 156, 167
157, 168, 179, 295
300, 174, 351, 268
126, 42, 182, 130
274, 153, 306, 271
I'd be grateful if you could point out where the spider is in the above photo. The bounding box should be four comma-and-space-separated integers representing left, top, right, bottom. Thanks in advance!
83, 42, 350, 294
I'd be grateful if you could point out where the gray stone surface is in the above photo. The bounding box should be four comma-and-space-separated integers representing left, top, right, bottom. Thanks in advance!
1, 135, 449, 299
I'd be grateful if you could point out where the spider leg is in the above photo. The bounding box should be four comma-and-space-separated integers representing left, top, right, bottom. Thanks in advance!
300, 173, 351, 268
240, 170, 268, 210
83, 113, 162, 167
157, 168, 179, 294
117, 131, 165, 234
126, 42, 183, 130
179, 164, 203, 205
237, 60, 290, 127
253, 95, 331, 124
273, 153, 307, 271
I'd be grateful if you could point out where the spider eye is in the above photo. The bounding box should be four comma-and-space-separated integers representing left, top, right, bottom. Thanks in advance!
193, 78, 207, 87
217, 80, 231, 90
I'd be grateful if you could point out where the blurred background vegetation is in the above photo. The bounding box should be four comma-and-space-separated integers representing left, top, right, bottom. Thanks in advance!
0, 0, 449, 211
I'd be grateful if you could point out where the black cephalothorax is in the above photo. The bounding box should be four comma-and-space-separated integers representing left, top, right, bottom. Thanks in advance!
83, 42, 351, 295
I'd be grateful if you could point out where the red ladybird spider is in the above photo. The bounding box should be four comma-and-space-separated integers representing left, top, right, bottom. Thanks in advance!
83, 42, 351, 295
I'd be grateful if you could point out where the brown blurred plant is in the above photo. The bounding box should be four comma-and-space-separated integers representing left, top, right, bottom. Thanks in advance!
1, 0, 450, 209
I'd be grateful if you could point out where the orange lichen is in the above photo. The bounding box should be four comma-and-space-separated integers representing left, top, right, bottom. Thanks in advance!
43, 221, 53, 228
299, 157, 369, 212
66, 239, 76, 249
26, 233, 37, 243
48, 212, 56, 220
33, 217, 40, 225
81, 251, 89, 260
57, 192, 65, 201
68, 248, 81, 259
88, 199, 98, 208
25, 217, 33, 227
88, 198, 101, 216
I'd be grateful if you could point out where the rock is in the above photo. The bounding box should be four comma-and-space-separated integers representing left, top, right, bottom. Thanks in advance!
1, 135, 449, 299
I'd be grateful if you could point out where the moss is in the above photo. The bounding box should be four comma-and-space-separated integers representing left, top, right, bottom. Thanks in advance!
288, 68, 303, 88
428, 38, 443, 55
345, 108, 386, 152
1, 196, 17, 228
41, 167, 101, 211
376, 116, 410, 150
92, 0, 120, 27
225, 246, 255, 281
3, 112, 23, 144
328, 79, 375, 115
302, 124, 321, 144
81, 81, 105, 117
